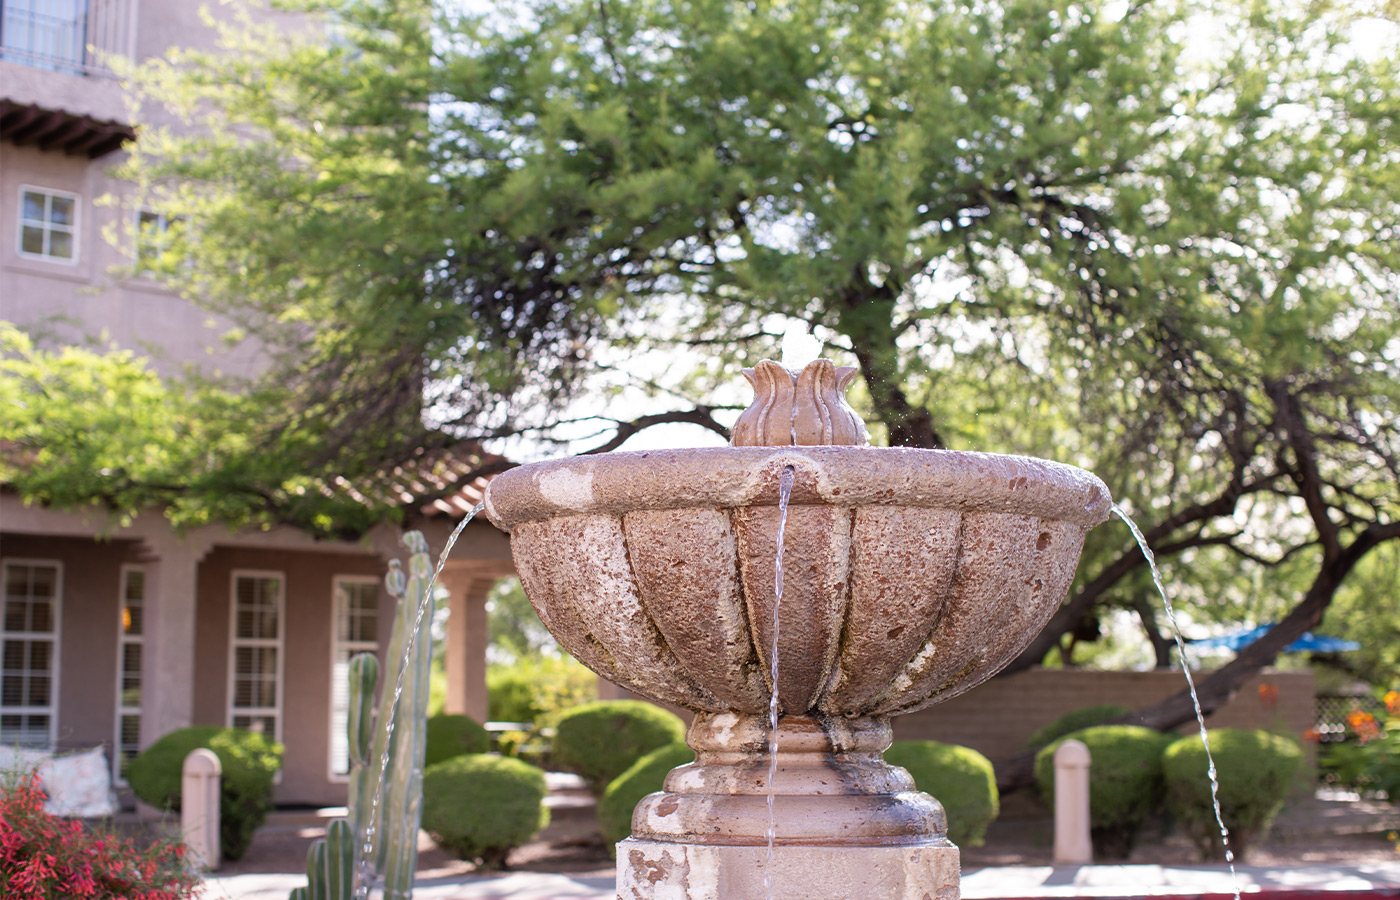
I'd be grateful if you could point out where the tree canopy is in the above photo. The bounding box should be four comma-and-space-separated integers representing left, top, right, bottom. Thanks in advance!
4, 0, 1397, 763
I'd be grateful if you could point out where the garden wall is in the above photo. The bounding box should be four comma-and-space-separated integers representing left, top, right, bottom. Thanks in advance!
889, 666, 1315, 767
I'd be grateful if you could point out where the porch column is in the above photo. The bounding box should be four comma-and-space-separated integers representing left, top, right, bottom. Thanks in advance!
138, 530, 217, 746
440, 570, 495, 724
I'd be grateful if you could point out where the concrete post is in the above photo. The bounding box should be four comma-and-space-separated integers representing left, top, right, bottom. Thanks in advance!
139, 530, 216, 746
181, 748, 221, 870
1053, 739, 1092, 865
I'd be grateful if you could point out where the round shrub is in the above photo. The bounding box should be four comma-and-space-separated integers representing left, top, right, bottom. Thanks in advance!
885, 740, 999, 847
551, 700, 686, 795
1023, 704, 1132, 751
1163, 728, 1303, 860
1034, 725, 1172, 859
424, 714, 491, 768
421, 754, 549, 869
598, 742, 695, 846
126, 725, 283, 861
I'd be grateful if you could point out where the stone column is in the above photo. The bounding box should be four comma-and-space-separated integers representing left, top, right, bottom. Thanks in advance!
138, 529, 216, 746
440, 569, 494, 723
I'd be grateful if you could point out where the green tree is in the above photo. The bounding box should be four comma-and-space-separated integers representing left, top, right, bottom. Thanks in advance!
5, 0, 1396, 786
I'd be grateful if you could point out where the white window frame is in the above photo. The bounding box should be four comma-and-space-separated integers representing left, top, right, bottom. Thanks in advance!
1, 558, 63, 749
113, 564, 145, 784
327, 575, 380, 782
227, 569, 285, 743
17, 184, 79, 263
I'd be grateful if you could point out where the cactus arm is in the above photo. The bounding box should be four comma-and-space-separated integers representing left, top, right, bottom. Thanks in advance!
326, 819, 354, 900
307, 839, 328, 900
380, 534, 434, 900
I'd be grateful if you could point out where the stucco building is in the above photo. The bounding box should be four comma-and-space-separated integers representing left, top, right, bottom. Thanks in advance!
1, 0, 516, 805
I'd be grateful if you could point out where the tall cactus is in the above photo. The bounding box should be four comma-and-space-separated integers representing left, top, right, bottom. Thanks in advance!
291, 530, 439, 900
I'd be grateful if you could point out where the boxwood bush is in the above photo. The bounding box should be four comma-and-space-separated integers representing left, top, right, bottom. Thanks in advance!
598, 741, 695, 846
1023, 704, 1132, 752
423, 714, 491, 768
550, 700, 686, 795
1163, 728, 1302, 860
1034, 725, 1172, 859
884, 740, 999, 846
125, 725, 283, 861
421, 754, 549, 869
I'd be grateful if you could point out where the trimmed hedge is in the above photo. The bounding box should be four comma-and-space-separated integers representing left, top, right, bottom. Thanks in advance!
1034, 725, 1172, 859
550, 701, 686, 796
421, 754, 549, 869
1163, 729, 1302, 860
126, 726, 283, 861
598, 742, 695, 846
1023, 704, 1132, 752
424, 714, 491, 769
885, 740, 999, 847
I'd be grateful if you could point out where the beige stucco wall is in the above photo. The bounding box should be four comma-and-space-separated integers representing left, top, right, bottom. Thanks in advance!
0, 0, 277, 379
891, 666, 1316, 763
194, 545, 390, 806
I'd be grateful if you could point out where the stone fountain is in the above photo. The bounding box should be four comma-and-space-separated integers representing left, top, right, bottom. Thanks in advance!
485, 359, 1111, 900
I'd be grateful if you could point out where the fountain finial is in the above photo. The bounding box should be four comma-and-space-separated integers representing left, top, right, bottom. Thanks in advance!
731, 358, 870, 447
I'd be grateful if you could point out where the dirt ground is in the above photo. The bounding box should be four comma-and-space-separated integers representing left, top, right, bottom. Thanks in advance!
214, 788, 1400, 880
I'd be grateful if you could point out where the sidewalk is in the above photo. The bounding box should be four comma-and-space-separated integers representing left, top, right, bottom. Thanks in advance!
203, 861, 1400, 900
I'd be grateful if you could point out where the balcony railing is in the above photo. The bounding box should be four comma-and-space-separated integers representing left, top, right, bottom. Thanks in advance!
0, 0, 133, 78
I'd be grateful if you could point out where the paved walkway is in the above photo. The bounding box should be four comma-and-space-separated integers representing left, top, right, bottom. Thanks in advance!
203, 861, 1400, 900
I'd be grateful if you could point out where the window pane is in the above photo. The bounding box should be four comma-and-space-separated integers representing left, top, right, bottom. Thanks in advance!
4, 602, 25, 632
30, 601, 53, 633
48, 230, 73, 259
29, 641, 50, 671
27, 675, 49, 706
2, 676, 22, 706
22, 192, 44, 220
21, 226, 44, 254
49, 195, 74, 225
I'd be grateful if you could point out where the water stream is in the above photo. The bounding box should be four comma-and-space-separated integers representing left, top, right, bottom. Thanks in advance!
1112, 504, 1240, 900
356, 504, 484, 900
763, 465, 797, 899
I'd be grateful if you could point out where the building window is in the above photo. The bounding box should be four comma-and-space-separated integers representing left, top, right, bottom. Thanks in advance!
1, 0, 87, 72
135, 208, 184, 275
329, 577, 378, 778
1, 560, 61, 748
229, 571, 283, 740
18, 187, 78, 262
114, 566, 144, 782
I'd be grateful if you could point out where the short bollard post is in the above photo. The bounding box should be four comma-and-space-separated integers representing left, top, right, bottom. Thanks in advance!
182, 748, 221, 870
1052, 739, 1092, 865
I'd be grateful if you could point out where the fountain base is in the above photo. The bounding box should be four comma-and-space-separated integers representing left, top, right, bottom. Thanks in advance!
617, 838, 960, 900
619, 714, 960, 900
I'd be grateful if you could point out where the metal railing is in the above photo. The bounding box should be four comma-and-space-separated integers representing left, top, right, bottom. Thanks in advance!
0, 0, 132, 78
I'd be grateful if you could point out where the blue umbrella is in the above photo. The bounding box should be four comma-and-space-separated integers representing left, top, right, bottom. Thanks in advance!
1192, 623, 1360, 653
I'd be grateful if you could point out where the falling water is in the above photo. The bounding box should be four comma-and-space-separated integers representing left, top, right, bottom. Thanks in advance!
356, 504, 483, 900
764, 465, 797, 899
1112, 504, 1240, 900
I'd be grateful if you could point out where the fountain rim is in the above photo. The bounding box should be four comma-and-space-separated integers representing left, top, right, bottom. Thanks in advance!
485, 445, 1111, 531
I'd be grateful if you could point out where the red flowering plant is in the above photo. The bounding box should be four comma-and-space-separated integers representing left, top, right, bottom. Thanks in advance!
1320, 691, 1400, 802
0, 771, 201, 900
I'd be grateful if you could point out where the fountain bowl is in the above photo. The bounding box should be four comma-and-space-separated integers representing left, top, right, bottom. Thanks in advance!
485, 444, 1110, 719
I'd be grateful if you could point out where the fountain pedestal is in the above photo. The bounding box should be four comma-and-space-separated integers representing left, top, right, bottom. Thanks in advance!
618, 713, 959, 899
484, 359, 1110, 900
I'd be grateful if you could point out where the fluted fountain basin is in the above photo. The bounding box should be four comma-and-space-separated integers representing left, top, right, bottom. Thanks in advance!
484, 445, 1111, 720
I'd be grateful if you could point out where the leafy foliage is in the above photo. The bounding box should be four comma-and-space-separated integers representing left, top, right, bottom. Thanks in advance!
1034, 725, 1173, 858
1163, 728, 1302, 860
550, 700, 686, 796
597, 742, 695, 847
1023, 704, 1133, 752
884, 740, 999, 846
125, 725, 283, 861
0, 772, 199, 900
420, 754, 549, 869
423, 714, 491, 769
